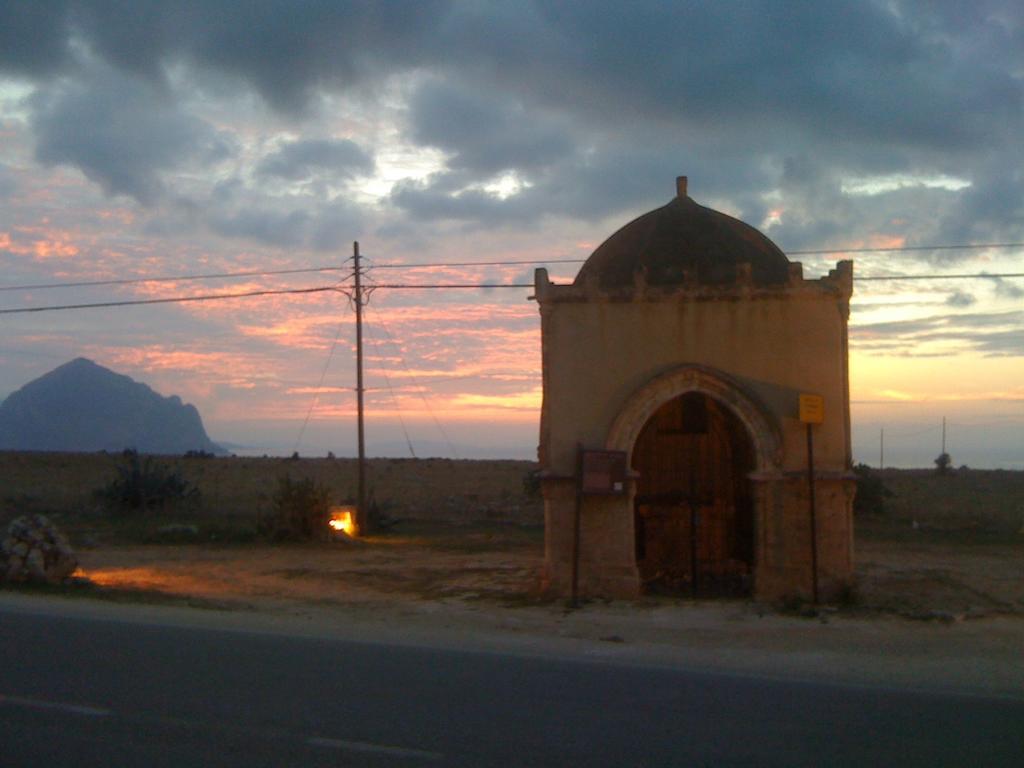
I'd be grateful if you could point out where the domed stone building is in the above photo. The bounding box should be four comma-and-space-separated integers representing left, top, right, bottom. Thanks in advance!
532, 177, 854, 601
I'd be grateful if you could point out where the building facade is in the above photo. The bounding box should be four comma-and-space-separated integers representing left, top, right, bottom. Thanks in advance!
533, 177, 855, 601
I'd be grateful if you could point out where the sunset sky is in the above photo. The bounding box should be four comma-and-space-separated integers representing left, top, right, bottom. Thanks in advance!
1, 2, 1022, 467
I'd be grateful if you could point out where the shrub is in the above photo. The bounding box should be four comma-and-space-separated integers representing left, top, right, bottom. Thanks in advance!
261, 475, 332, 540
852, 463, 892, 516
522, 468, 542, 499
96, 451, 200, 515
934, 452, 952, 475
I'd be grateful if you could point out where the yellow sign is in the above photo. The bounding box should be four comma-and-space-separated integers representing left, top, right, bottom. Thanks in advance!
799, 394, 825, 424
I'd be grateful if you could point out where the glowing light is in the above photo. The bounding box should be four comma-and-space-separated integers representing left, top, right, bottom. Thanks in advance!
328, 506, 357, 536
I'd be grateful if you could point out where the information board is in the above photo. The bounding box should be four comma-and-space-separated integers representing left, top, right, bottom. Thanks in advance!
580, 450, 628, 495
799, 394, 825, 424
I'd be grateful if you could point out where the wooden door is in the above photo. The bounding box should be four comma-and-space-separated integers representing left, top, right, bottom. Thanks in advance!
633, 392, 754, 596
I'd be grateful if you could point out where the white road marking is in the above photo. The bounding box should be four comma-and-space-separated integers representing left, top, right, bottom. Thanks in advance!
2, 690, 444, 760
307, 736, 444, 761
0, 693, 112, 717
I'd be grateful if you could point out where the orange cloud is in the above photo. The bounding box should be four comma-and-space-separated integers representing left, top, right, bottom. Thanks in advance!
451, 387, 543, 411
0, 227, 80, 260
286, 386, 351, 395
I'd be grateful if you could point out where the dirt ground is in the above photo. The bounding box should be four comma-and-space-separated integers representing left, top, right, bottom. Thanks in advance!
25, 519, 1019, 699
854, 526, 1024, 618
73, 523, 1024, 619
77, 524, 545, 611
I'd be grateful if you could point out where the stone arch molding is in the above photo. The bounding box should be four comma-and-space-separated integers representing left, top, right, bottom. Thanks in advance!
606, 364, 782, 472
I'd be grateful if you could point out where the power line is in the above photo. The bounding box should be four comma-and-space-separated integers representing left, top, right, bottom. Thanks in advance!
365, 304, 458, 458
3, 240, 1021, 294
363, 241, 1024, 269
0, 266, 350, 293
365, 273, 1024, 289
789, 242, 1024, 256
6, 273, 1024, 315
367, 257, 585, 269
293, 314, 349, 455
367, 283, 533, 289
856, 272, 1024, 281
364, 325, 417, 459
0, 285, 340, 314
7, 271, 1024, 315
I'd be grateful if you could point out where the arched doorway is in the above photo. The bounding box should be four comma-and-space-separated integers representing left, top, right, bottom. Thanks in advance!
632, 391, 755, 596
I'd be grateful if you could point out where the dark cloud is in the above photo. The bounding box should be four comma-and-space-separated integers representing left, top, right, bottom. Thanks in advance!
946, 290, 976, 307
207, 207, 310, 248
30, 66, 231, 204
408, 80, 573, 175
205, 196, 362, 251
9, 2, 1018, 145
433, 2, 1021, 151
382, 4, 1020, 238
132, 164, 366, 250
309, 200, 365, 251
970, 329, 1024, 356
389, 141, 777, 229
927, 164, 1024, 249
991, 277, 1024, 300
30, 0, 450, 113
858, 309, 1023, 335
0, 1, 74, 77
256, 138, 374, 181
0, 163, 16, 200
3, 1, 1023, 249
900, 326, 1024, 357
853, 309, 1024, 356
391, 176, 538, 225
760, 167, 1014, 260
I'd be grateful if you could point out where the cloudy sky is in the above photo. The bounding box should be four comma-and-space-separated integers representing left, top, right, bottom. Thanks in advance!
1, 1, 1022, 467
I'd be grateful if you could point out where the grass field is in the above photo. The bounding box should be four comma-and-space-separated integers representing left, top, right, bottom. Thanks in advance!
876, 468, 1024, 534
4, 452, 1022, 535
2, 452, 1022, 618
0, 451, 543, 542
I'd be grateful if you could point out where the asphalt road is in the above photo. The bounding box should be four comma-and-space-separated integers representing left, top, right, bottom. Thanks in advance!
1, 601, 1021, 767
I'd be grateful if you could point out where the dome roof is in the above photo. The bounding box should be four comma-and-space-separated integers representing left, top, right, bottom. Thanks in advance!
575, 178, 790, 289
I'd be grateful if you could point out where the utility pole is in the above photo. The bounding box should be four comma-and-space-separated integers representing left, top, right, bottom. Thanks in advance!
941, 416, 947, 455
353, 241, 368, 535
879, 428, 884, 470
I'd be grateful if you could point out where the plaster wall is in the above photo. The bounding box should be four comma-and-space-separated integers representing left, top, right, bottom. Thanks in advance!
541, 294, 850, 475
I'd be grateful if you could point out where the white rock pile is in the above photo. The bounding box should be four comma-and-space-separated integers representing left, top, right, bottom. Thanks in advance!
1, 514, 78, 584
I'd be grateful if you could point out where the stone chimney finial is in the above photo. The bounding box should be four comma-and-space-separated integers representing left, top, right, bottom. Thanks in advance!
676, 176, 688, 198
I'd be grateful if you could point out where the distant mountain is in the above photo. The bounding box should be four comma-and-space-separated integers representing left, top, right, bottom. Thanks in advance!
0, 358, 225, 455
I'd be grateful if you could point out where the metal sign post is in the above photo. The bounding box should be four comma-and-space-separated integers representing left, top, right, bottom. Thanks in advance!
571, 444, 584, 608
799, 394, 824, 604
